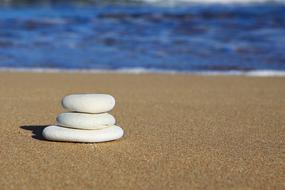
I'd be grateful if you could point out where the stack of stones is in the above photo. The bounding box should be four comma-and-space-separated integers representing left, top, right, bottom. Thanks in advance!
42, 94, 124, 143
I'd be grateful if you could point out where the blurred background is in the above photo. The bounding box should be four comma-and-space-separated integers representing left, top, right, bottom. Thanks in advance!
0, 0, 284, 73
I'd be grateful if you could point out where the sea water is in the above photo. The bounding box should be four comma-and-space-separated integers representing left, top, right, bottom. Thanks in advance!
0, 0, 284, 75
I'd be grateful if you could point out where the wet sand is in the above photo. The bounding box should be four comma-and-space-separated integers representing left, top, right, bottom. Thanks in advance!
0, 72, 284, 190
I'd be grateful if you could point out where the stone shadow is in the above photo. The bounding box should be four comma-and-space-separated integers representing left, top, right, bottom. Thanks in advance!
20, 125, 48, 140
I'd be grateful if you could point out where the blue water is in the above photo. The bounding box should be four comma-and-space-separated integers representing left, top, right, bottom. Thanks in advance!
0, 1, 285, 73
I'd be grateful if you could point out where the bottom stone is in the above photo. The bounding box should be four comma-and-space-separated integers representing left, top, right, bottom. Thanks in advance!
42, 125, 124, 143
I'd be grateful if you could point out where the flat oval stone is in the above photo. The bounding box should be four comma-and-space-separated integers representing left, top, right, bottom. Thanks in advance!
62, 94, 115, 113
42, 125, 124, 143
56, 112, 115, 130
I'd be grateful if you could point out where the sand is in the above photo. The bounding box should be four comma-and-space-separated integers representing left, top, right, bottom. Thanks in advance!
0, 71, 284, 190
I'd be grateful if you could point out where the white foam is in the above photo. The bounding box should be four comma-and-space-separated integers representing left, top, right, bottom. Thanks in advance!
0, 67, 285, 77
193, 70, 285, 77
134, 0, 284, 5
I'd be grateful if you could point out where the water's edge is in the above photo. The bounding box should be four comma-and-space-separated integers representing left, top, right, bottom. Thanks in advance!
1, 67, 285, 77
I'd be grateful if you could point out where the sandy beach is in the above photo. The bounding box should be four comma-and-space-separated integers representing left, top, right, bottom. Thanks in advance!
0, 71, 284, 190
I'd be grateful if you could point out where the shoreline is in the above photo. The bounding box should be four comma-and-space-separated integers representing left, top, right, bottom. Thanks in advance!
1, 67, 285, 77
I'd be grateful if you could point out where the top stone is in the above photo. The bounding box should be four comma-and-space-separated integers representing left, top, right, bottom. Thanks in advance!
62, 94, 115, 113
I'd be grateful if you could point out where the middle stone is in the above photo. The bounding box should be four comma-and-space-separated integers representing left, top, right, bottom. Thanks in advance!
56, 112, 116, 130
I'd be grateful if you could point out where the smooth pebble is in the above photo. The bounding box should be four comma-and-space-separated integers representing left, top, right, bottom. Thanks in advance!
42, 125, 124, 143
62, 94, 115, 113
56, 112, 115, 130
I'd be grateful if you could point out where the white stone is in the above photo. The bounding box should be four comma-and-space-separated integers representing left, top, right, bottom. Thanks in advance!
42, 125, 124, 143
62, 94, 115, 113
56, 112, 116, 130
